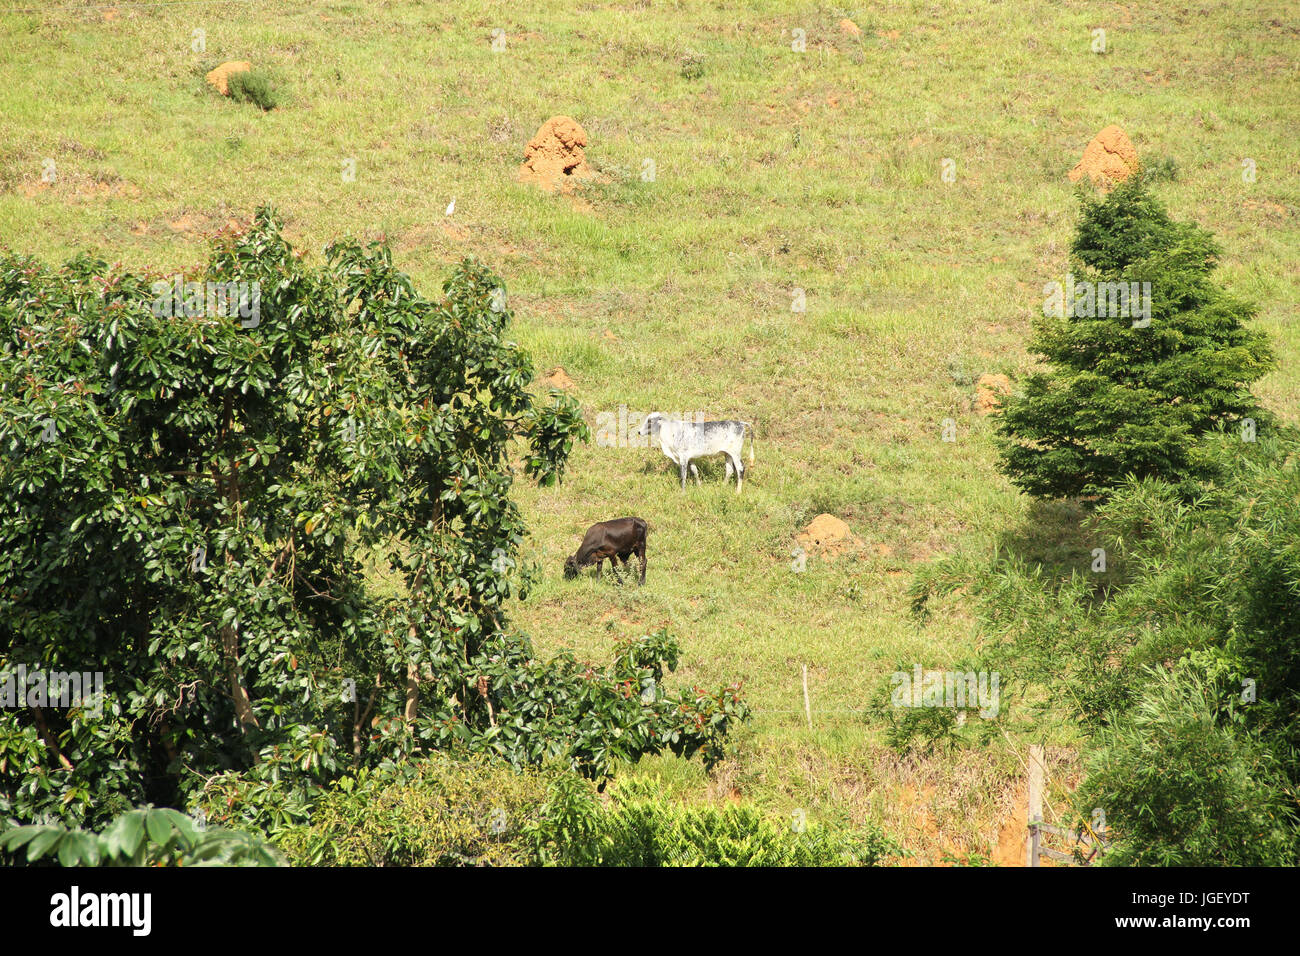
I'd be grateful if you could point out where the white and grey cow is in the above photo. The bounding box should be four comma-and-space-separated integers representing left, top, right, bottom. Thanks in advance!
637, 413, 756, 492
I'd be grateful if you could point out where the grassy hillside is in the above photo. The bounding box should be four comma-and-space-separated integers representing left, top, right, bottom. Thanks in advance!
2, 0, 1296, 863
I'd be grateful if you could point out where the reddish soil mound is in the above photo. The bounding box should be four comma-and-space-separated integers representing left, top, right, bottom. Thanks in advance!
206, 61, 252, 96
1068, 125, 1139, 189
795, 514, 860, 559
540, 367, 576, 390
518, 116, 595, 193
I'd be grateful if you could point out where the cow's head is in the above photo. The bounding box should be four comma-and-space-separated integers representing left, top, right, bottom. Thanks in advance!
563, 554, 581, 579
637, 411, 665, 440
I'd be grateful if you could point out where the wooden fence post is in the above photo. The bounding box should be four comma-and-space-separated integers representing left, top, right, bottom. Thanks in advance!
802, 664, 813, 733
1026, 743, 1044, 867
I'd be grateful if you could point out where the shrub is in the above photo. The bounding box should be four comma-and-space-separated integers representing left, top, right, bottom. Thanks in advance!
528, 776, 902, 867
679, 50, 705, 80
918, 432, 1300, 863
274, 756, 558, 866
276, 760, 901, 867
885, 697, 960, 755
1143, 155, 1179, 183
0, 807, 285, 867
1078, 663, 1297, 866
227, 70, 280, 111
880, 657, 1004, 755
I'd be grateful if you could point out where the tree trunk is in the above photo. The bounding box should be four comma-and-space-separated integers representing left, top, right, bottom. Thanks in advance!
353, 674, 381, 762
404, 656, 419, 724
221, 622, 261, 732
216, 389, 260, 734
404, 564, 427, 726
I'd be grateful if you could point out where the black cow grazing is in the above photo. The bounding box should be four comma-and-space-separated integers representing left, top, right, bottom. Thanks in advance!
564, 517, 648, 585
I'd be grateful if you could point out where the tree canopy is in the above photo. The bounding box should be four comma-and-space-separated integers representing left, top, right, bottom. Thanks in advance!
996, 176, 1275, 500
0, 209, 747, 833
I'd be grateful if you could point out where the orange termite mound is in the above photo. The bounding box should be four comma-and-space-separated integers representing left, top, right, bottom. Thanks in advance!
795, 514, 861, 560
205, 61, 253, 96
1068, 125, 1139, 189
517, 116, 596, 193
540, 366, 576, 390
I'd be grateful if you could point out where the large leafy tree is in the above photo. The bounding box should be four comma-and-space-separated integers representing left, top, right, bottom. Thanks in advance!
0, 209, 747, 831
996, 176, 1274, 500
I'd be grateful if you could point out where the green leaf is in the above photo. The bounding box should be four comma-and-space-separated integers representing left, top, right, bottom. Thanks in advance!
145, 809, 175, 847
105, 810, 146, 858
57, 833, 84, 867
26, 828, 64, 862
0, 826, 44, 851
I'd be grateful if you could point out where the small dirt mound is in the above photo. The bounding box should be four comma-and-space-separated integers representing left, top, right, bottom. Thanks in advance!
518, 116, 595, 193
1068, 125, 1139, 189
839, 18, 861, 35
206, 61, 252, 96
540, 366, 576, 390
795, 514, 860, 559
975, 373, 1012, 415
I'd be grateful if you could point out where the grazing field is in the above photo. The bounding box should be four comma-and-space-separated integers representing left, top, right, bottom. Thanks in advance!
2, 0, 1296, 863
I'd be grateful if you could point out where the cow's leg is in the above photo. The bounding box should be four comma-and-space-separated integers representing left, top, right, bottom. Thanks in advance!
679, 459, 689, 490
663, 444, 678, 481
726, 452, 744, 493
595, 558, 603, 580
636, 543, 647, 585
725, 457, 735, 482
690, 461, 702, 486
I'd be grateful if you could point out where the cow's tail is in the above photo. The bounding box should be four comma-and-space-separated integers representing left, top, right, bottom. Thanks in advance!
746, 421, 756, 464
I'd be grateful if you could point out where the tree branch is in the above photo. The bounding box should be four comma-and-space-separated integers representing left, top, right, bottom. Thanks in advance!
30, 705, 73, 772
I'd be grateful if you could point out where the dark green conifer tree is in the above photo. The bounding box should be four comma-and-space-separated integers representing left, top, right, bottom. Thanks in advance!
996, 176, 1274, 500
